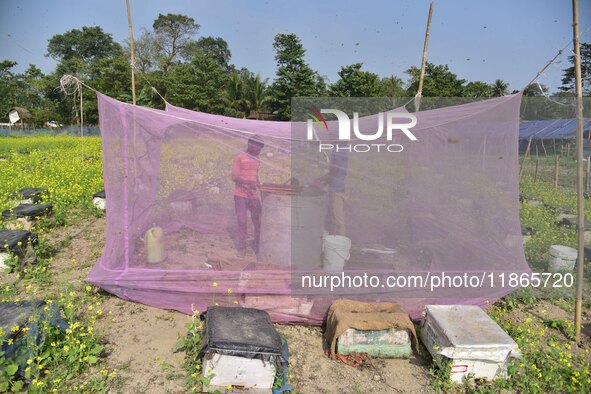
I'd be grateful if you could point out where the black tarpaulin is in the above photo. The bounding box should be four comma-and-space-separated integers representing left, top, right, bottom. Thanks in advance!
0, 230, 35, 253
199, 307, 284, 363
2, 204, 52, 219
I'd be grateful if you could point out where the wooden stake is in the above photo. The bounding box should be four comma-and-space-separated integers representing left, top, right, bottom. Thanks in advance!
525, 137, 533, 158
415, 1, 434, 112
572, 0, 586, 343
126, 0, 136, 105
534, 158, 540, 181
554, 155, 560, 189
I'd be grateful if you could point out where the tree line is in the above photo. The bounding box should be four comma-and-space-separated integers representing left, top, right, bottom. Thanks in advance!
0, 13, 589, 126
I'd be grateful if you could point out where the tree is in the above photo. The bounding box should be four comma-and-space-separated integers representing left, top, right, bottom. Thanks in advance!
152, 13, 200, 73
330, 63, 384, 97
131, 30, 159, 74
165, 57, 233, 115
523, 83, 548, 97
560, 42, 591, 95
47, 26, 122, 63
226, 70, 248, 115
184, 36, 232, 71
491, 79, 510, 97
381, 75, 406, 98
244, 74, 270, 118
0, 61, 19, 121
463, 81, 493, 98
405, 63, 466, 97
269, 33, 323, 120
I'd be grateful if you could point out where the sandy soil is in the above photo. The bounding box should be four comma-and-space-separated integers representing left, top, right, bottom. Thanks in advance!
36, 216, 433, 393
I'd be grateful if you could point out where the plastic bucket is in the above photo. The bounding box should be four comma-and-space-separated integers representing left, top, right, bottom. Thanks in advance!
548, 245, 577, 272
323, 235, 351, 271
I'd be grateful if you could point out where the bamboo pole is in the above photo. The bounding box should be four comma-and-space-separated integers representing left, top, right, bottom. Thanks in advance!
585, 156, 590, 194
534, 158, 540, 181
520, 137, 533, 178
572, 0, 585, 343
126, 0, 136, 105
80, 87, 83, 137
554, 155, 560, 189
415, 1, 434, 112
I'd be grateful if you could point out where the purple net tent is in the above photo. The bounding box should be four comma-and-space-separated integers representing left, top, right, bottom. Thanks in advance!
87, 93, 529, 323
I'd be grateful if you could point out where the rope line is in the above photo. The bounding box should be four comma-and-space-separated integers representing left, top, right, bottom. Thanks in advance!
524, 26, 591, 91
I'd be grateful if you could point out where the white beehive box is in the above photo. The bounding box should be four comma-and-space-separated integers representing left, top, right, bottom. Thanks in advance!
420, 305, 520, 383
0, 252, 9, 269
202, 353, 276, 393
93, 197, 106, 210
200, 307, 284, 393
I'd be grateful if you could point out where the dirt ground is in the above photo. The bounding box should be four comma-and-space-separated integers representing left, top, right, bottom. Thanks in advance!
34, 216, 433, 393
4, 215, 590, 393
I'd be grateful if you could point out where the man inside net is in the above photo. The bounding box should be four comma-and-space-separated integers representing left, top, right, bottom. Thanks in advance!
232, 135, 265, 256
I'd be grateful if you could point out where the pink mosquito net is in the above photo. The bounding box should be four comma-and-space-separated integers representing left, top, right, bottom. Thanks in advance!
87, 92, 529, 322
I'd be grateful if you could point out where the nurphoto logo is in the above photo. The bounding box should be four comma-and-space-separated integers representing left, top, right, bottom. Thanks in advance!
306, 108, 418, 153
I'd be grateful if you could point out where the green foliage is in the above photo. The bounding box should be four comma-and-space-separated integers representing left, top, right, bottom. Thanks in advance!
185, 36, 232, 71
175, 311, 207, 392
0, 288, 115, 393
166, 57, 235, 114
523, 83, 549, 97
560, 42, 591, 95
244, 74, 271, 117
491, 79, 510, 97
270, 33, 324, 120
486, 304, 590, 393
0, 136, 104, 222
152, 13, 200, 73
47, 26, 122, 63
381, 75, 406, 98
330, 63, 385, 97
406, 62, 466, 97
463, 81, 493, 98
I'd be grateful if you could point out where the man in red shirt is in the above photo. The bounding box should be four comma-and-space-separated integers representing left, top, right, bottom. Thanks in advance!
232, 135, 264, 255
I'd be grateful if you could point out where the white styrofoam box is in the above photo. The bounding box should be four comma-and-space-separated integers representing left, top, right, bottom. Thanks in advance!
0, 252, 9, 269
202, 353, 275, 392
420, 305, 520, 383
93, 197, 106, 211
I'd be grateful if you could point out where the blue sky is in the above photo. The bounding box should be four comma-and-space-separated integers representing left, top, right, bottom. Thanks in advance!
1, 0, 590, 93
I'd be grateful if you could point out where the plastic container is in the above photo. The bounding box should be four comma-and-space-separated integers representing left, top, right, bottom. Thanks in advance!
145, 227, 166, 264
548, 245, 577, 272
259, 192, 326, 268
323, 234, 351, 271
